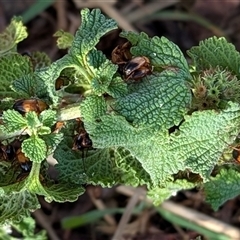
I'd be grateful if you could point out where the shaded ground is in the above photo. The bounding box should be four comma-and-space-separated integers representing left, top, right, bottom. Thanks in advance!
1, 0, 240, 239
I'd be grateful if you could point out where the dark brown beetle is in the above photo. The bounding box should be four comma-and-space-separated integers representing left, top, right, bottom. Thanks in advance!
15, 148, 32, 173
111, 41, 132, 65
72, 130, 93, 151
123, 56, 153, 80
13, 99, 48, 115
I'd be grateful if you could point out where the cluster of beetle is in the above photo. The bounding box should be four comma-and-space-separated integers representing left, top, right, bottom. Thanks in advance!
0, 97, 93, 184
2, 42, 240, 184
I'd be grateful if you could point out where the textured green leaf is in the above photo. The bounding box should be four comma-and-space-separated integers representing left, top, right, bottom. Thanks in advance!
114, 71, 191, 129
12, 216, 47, 239
204, 168, 240, 211
148, 180, 195, 205
69, 8, 118, 59
0, 190, 40, 224
107, 76, 128, 98
87, 49, 119, 95
37, 126, 51, 136
54, 30, 74, 49
120, 31, 149, 45
41, 133, 64, 155
43, 183, 85, 203
114, 147, 152, 188
81, 95, 107, 122
2, 110, 27, 132
0, 17, 27, 55
84, 115, 184, 185
34, 55, 72, 105
29, 51, 51, 69
0, 54, 32, 95
172, 102, 240, 180
121, 31, 190, 78
39, 109, 57, 128
187, 36, 240, 78
25, 112, 42, 131
11, 73, 35, 97
22, 137, 47, 163
54, 141, 121, 187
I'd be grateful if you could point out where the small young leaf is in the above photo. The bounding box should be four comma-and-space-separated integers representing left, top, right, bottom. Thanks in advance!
54, 30, 74, 49
2, 110, 27, 132
0, 17, 27, 55
204, 168, 240, 211
187, 36, 240, 78
39, 109, 57, 128
87, 50, 118, 96
25, 111, 42, 130
22, 136, 47, 163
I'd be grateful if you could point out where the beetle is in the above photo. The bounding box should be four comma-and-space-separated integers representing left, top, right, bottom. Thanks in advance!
72, 120, 93, 172
111, 41, 132, 65
123, 56, 153, 80
15, 148, 32, 172
72, 130, 93, 151
13, 99, 48, 115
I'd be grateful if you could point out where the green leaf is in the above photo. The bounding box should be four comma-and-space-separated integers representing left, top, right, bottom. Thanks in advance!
0, 190, 40, 224
41, 133, 64, 155
107, 76, 128, 98
204, 168, 240, 211
148, 180, 195, 205
0, 17, 27, 55
54, 141, 121, 187
43, 183, 85, 203
172, 102, 240, 180
84, 115, 184, 185
2, 110, 27, 132
81, 95, 107, 122
29, 51, 51, 69
114, 147, 152, 188
34, 55, 71, 105
187, 36, 240, 78
54, 30, 74, 49
25, 111, 42, 131
114, 71, 191, 129
69, 8, 118, 59
39, 109, 57, 128
22, 136, 47, 163
121, 31, 190, 78
87, 50, 119, 96
11, 74, 37, 97
12, 216, 47, 239
0, 54, 32, 96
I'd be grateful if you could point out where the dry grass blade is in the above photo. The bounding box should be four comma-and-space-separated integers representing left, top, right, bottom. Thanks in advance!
116, 185, 240, 240
112, 188, 143, 240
